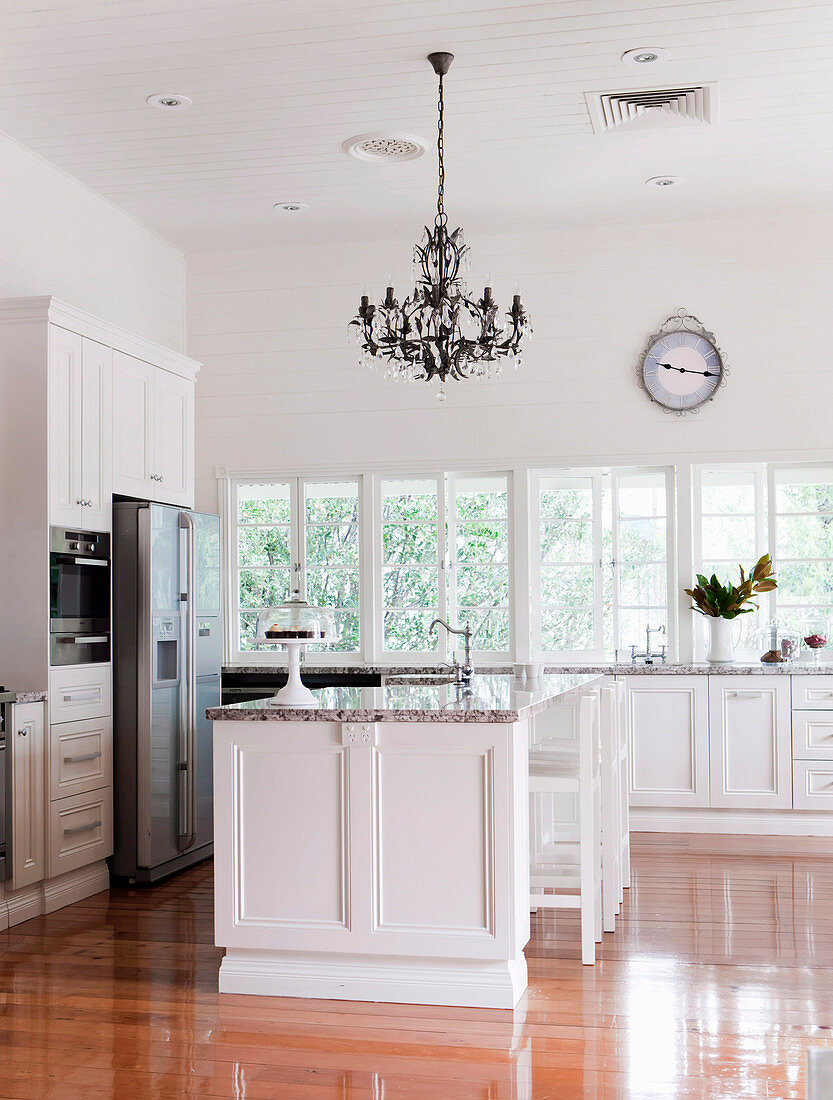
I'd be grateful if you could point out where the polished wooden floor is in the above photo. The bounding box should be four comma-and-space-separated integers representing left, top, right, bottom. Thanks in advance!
0, 834, 830, 1099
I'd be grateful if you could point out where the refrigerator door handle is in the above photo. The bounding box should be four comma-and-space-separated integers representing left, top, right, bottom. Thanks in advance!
178, 511, 198, 852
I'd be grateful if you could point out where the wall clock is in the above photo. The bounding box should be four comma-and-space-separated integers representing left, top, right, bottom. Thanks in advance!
637, 308, 728, 415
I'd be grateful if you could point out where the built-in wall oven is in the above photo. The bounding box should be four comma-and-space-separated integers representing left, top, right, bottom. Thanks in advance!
49, 528, 111, 665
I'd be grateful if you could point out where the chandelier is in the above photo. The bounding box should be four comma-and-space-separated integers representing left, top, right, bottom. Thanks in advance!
348, 52, 531, 401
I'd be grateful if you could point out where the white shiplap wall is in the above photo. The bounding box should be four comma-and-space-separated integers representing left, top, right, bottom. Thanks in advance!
0, 129, 184, 349
188, 213, 833, 511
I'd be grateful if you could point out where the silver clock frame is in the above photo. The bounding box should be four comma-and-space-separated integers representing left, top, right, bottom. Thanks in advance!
636, 307, 729, 416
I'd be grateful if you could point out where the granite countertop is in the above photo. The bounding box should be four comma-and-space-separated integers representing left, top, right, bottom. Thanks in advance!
544, 663, 833, 675
1, 690, 48, 703
208, 673, 602, 723
223, 662, 833, 678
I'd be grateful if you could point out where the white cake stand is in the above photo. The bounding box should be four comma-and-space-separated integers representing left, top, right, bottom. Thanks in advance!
256, 637, 321, 707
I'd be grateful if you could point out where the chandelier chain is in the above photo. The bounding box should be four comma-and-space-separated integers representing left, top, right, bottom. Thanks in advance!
436, 73, 446, 227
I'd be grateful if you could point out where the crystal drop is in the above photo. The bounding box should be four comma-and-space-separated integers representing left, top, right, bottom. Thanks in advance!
436, 386, 447, 403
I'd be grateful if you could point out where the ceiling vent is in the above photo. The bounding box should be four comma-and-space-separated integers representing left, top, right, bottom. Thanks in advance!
343, 132, 428, 162
585, 83, 718, 135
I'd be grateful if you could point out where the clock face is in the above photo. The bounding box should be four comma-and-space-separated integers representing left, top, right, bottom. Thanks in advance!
642, 331, 723, 411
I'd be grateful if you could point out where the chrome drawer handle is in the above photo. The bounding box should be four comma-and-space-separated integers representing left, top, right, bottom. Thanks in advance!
63, 751, 102, 764
63, 820, 102, 836
61, 690, 100, 702
728, 691, 762, 699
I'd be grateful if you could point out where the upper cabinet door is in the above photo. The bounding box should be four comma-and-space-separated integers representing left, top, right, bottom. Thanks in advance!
153, 369, 194, 507
112, 351, 155, 499
79, 339, 112, 531
48, 327, 83, 528
708, 676, 792, 809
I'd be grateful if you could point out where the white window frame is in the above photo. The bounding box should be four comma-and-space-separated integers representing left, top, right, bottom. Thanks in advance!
691, 462, 767, 661
531, 465, 675, 663
227, 474, 366, 665
531, 470, 604, 662
374, 472, 447, 665
769, 461, 833, 628
610, 466, 677, 662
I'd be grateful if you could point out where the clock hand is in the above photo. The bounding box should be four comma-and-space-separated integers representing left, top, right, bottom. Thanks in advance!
659, 362, 715, 378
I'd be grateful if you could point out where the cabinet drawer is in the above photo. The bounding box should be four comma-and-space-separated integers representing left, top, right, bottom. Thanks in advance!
50, 717, 111, 800
49, 665, 111, 723
48, 788, 112, 878
793, 761, 833, 811
793, 712, 833, 761
792, 676, 833, 710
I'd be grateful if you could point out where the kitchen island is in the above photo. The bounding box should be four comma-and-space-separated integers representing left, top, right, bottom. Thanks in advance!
207, 673, 600, 1009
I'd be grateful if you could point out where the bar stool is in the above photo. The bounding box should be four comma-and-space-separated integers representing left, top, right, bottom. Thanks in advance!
529, 693, 602, 964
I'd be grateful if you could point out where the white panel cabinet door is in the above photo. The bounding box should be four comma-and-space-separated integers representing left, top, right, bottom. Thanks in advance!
78, 338, 112, 530
48, 326, 83, 529
153, 369, 194, 506
625, 676, 710, 807
49, 331, 112, 531
112, 350, 155, 499
10, 701, 45, 891
708, 676, 792, 809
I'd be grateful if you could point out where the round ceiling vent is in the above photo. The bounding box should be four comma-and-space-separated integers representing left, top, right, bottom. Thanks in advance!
343, 132, 428, 163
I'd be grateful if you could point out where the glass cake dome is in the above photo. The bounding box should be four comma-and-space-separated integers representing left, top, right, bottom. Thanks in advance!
255, 598, 337, 644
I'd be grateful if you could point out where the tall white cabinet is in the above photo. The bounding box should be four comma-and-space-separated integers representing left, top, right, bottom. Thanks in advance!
0, 296, 200, 924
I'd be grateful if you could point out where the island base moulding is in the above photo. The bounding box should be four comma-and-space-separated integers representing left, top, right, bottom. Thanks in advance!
219, 950, 528, 1010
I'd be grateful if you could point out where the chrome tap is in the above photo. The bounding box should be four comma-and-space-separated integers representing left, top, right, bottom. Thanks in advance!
430, 617, 475, 683
630, 623, 667, 665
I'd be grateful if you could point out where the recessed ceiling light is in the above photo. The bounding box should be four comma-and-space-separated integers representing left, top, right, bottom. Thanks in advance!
273, 201, 309, 213
343, 132, 428, 162
621, 47, 670, 66
146, 93, 192, 110
645, 175, 684, 188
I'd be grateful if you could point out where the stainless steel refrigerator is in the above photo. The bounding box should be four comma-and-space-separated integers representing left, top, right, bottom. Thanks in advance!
111, 502, 221, 882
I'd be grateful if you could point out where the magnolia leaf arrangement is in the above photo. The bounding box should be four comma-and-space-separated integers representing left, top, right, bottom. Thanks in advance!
685, 555, 778, 620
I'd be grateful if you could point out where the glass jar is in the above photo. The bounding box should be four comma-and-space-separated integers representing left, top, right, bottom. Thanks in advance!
255, 599, 337, 644
801, 615, 830, 665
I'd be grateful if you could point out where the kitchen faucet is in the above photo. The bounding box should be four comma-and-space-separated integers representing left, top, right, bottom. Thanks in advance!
430, 618, 475, 683
630, 623, 667, 665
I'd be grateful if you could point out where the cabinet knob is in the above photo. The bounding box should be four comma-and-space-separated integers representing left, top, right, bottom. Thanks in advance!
17, 728, 27, 737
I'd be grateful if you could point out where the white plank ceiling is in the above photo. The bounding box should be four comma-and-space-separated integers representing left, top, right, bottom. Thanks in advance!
1, 0, 832, 250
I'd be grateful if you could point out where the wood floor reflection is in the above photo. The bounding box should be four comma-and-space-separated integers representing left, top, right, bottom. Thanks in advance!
0, 833, 830, 1098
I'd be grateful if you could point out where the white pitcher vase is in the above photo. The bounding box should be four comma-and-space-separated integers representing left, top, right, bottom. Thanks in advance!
706, 616, 735, 664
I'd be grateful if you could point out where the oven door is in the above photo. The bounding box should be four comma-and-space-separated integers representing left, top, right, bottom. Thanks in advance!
50, 553, 111, 634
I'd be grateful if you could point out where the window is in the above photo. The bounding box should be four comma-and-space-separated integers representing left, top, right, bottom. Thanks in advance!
233, 478, 361, 655
302, 480, 361, 652
772, 466, 833, 631
533, 468, 673, 661
448, 475, 511, 653
377, 473, 513, 657
237, 481, 293, 651
612, 470, 673, 656
380, 478, 443, 653
535, 475, 601, 657
694, 465, 767, 652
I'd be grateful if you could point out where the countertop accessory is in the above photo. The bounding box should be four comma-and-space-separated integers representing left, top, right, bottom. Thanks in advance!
255, 601, 338, 706
637, 308, 728, 416
348, 52, 531, 400
801, 615, 830, 666
429, 617, 475, 683
630, 623, 667, 664
685, 555, 778, 664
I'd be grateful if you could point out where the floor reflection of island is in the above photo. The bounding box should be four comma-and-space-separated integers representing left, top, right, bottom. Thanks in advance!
207, 674, 600, 1009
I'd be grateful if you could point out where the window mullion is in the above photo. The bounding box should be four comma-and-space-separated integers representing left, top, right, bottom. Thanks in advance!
438, 473, 450, 662
591, 472, 604, 661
